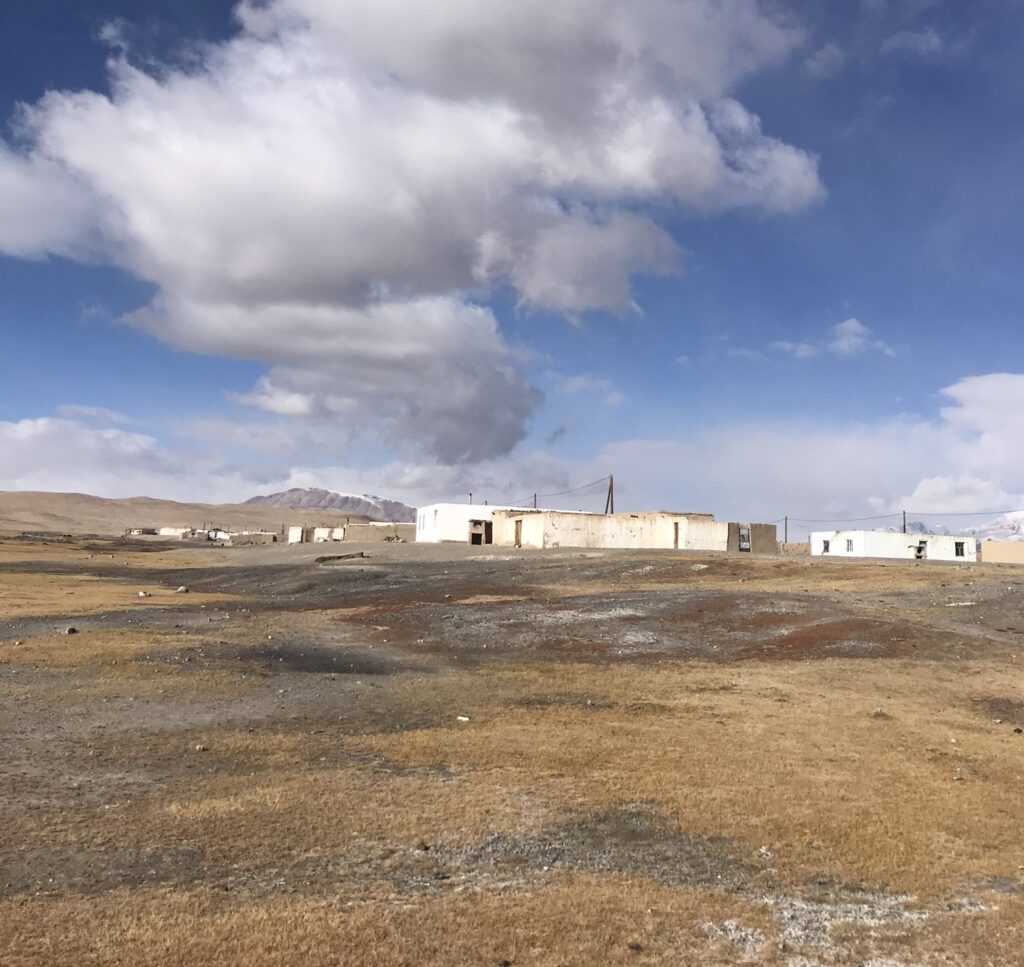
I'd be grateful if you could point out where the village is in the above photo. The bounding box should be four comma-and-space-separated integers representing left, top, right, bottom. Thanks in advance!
121, 500, 1024, 565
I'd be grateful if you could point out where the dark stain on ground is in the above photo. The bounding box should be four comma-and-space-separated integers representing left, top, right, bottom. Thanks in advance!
972, 695, 1024, 723
142, 641, 416, 676
441, 805, 754, 891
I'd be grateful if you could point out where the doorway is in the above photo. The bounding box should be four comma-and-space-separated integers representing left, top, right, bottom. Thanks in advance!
514, 519, 523, 548
915, 541, 927, 560
673, 521, 679, 550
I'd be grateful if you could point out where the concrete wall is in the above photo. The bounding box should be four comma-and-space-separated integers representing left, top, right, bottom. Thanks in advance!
491, 511, 731, 551
981, 541, 1024, 564
726, 522, 779, 554
416, 504, 533, 543
811, 530, 976, 562
344, 522, 415, 543
230, 532, 277, 546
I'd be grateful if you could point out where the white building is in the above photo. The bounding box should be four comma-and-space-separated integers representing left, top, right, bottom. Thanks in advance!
416, 503, 534, 544
810, 530, 976, 562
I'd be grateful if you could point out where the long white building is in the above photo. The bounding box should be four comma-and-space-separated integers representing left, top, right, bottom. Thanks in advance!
810, 530, 976, 562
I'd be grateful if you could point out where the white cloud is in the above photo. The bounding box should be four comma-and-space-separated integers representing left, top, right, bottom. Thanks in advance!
6, 373, 1024, 521
0, 0, 823, 464
827, 318, 895, 357
558, 374, 626, 407
880, 28, 944, 57
804, 43, 847, 79
767, 340, 819, 359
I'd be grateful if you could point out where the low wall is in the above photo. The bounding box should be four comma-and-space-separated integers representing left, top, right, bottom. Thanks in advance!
344, 523, 415, 543
981, 541, 1024, 564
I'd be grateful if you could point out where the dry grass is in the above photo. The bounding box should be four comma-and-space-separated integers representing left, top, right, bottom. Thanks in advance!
5, 539, 1024, 965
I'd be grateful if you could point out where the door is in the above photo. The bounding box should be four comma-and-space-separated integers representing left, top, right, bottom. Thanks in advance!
514, 519, 523, 548
673, 522, 679, 550
484, 522, 493, 545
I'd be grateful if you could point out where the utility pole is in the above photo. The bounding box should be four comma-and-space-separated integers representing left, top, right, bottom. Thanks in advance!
469, 492, 473, 505
902, 510, 907, 534
784, 516, 788, 543
533, 493, 537, 508
604, 475, 615, 515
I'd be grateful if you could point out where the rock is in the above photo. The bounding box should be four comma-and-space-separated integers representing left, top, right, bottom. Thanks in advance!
1015, 727, 1023, 735
195, 744, 208, 752
626, 941, 643, 952
66, 627, 78, 635
138, 591, 150, 598
175, 586, 190, 594
691, 564, 710, 571
456, 715, 470, 722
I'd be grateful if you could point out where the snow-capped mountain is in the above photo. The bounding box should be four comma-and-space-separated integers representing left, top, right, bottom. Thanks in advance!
961, 511, 1024, 542
244, 488, 416, 522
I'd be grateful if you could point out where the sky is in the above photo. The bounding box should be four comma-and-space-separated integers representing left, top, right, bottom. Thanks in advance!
1, 0, 1023, 529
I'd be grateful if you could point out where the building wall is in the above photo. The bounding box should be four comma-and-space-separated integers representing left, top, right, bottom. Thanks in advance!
230, 532, 277, 546
416, 504, 533, 543
344, 523, 416, 543
726, 522, 779, 554
491, 511, 732, 551
810, 530, 976, 562
980, 541, 1024, 564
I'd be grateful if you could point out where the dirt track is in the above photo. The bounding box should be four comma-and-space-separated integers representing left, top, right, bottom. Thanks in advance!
2, 537, 1024, 965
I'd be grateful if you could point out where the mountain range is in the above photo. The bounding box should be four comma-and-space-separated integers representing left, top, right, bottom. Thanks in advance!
244, 488, 416, 522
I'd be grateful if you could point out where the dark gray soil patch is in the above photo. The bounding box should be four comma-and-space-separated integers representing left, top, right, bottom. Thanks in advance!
973, 695, 1024, 723
141, 641, 417, 676
443, 805, 753, 890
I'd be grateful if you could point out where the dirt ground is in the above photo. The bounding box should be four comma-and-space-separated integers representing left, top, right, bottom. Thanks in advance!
2, 535, 1024, 966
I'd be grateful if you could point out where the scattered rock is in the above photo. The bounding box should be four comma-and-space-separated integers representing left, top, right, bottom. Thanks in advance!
456, 715, 470, 723
138, 591, 151, 598
1015, 727, 1023, 735
626, 941, 643, 953
691, 564, 710, 572
194, 744, 208, 752
175, 586, 190, 594
65, 627, 78, 635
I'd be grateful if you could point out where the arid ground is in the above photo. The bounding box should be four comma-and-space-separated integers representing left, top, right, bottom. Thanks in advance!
2, 536, 1024, 966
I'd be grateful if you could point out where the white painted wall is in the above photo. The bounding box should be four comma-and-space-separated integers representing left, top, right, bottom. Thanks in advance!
810, 530, 976, 562
415, 503, 535, 543
287, 526, 305, 544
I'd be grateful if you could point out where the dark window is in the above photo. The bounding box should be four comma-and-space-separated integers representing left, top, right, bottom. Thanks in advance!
822, 540, 830, 554
846, 539, 854, 552
955, 541, 965, 558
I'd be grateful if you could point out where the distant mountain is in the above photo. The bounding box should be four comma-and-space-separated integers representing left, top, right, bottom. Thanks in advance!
880, 520, 951, 536
244, 487, 416, 522
961, 511, 1024, 543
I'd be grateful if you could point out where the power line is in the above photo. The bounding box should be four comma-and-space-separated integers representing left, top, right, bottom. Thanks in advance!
512, 475, 611, 506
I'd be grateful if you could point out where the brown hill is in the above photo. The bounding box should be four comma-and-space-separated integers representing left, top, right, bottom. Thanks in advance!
0, 491, 375, 538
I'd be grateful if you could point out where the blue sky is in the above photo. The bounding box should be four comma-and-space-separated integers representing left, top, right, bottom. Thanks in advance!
1, 0, 1023, 525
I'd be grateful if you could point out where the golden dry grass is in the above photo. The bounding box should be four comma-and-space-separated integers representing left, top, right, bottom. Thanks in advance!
4, 539, 1024, 965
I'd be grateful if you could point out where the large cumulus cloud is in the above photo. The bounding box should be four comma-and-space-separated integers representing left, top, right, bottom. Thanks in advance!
0, 0, 823, 462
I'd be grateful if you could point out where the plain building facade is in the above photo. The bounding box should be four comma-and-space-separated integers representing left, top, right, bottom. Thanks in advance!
810, 530, 976, 562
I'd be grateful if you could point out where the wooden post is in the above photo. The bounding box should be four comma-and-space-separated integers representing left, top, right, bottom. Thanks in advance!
604, 475, 615, 515
902, 510, 907, 534
533, 493, 537, 509
784, 516, 788, 543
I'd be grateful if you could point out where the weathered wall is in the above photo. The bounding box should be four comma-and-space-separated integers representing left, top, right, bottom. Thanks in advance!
751, 524, 778, 555
230, 532, 278, 545
345, 523, 415, 543
492, 511, 730, 551
981, 541, 1024, 564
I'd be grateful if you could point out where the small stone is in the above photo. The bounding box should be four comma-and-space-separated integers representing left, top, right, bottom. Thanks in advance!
1015, 727, 1023, 735
195, 744, 208, 752
626, 941, 643, 953
138, 591, 150, 598
175, 586, 189, 594
13, 641, 22, 646
456, 715, 470, 722
66, 627, 78, 635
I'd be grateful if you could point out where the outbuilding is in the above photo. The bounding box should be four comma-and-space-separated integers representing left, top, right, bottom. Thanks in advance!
415, 503, 534, 544
810, 530, 976, 562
